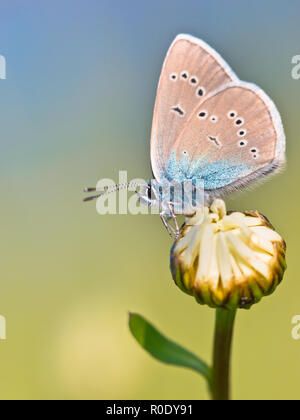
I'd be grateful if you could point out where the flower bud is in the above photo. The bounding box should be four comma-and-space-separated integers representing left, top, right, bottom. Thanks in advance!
170, 199, 287, 309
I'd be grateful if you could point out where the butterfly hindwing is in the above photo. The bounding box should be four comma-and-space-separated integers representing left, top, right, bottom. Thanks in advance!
166, 82, 285, 194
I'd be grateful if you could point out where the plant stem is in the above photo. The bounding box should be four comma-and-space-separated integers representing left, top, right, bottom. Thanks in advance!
211, 308, 237, 400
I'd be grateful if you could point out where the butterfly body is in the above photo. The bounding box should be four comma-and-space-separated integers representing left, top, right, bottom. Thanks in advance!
137, 179, 203, 217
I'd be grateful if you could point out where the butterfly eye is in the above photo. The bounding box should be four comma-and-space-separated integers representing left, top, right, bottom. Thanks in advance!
198, 110, 208, 119
196, 87, 206, 97
182, 150, 188, 156
147, 186, 152, 199
189, 76, 198, 85
235, 117, 244, 126
228, 110, 237, 119
238, 139, 248, 147
238, 129, 247, 137
170, 73, 178, 81
180, 71, 189, 80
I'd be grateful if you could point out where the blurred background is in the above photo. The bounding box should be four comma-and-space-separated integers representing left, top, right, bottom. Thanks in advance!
0, 0, 299, 400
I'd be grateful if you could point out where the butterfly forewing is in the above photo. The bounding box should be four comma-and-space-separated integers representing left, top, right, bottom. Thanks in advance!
151, 34, 238, 182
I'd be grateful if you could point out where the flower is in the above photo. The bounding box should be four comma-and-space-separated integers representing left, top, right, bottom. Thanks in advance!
170, 199, 287, 309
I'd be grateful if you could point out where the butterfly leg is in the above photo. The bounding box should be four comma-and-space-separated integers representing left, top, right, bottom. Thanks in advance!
160, 206, 180, 240
160, 213, 177, 240
169, 206, 180, 240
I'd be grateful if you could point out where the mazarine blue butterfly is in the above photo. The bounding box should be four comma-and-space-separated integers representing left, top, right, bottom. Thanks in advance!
85, 34, 286, 239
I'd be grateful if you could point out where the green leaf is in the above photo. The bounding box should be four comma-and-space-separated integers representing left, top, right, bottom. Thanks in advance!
128, 313, 211, 383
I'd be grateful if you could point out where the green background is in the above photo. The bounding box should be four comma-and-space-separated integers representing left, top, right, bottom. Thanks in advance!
1, 0, 299, 400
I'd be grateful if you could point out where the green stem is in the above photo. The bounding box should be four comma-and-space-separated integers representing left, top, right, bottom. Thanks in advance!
211, 308, 237, 400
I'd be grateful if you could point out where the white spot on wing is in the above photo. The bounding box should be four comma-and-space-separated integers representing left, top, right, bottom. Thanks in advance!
196, 86, 206, 97
238, 129, 247, 137
198, 110, 208, 119
228, 110, 237, 119
238, 139, 248, 147
180, 71, 189, 81
235, 117, 244, 126
189, 76, 198, 85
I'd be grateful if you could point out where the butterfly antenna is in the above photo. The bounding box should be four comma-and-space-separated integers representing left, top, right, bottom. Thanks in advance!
83, 193, 105, 202
83, 182, 148, 202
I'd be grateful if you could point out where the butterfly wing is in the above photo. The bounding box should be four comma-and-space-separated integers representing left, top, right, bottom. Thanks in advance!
150, 34, 238, 183
150, 34, 285, 199
167, 81, 285, 196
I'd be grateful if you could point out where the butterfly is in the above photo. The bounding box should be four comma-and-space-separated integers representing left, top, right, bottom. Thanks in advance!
85, 34, 286, 239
